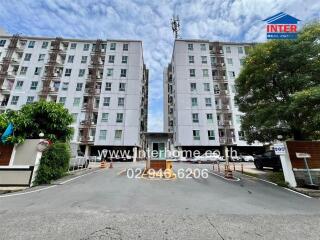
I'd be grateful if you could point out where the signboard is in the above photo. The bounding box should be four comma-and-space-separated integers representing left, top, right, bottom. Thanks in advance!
273, 143, 286, 155
296, 152, 311, 159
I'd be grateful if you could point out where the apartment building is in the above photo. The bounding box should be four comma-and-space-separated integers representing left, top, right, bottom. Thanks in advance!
164, 39, 261, 152
0, 34, 148, 155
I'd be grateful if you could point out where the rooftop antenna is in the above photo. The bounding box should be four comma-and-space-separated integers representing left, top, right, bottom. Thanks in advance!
171, 15, 180, 39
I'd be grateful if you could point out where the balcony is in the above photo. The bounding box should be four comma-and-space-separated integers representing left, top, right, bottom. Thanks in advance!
84, 88, 101, 95
79, 136, 95, 142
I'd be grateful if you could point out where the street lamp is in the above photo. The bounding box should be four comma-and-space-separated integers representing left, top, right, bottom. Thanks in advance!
39, 132, 44, 138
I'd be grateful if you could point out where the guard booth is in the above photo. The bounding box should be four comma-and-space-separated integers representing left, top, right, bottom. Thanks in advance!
144, 132, 173, 170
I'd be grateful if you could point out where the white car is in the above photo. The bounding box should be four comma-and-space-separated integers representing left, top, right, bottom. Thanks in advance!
240, 154, 254, 162
193, 152, 223, 163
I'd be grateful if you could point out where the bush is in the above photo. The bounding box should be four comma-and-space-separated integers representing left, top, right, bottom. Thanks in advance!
267, 171, 289, 187
35, 142, 71, 185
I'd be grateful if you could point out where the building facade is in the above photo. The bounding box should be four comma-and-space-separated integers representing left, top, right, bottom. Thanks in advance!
164, 39, 261, 152
0, 35, 148, 155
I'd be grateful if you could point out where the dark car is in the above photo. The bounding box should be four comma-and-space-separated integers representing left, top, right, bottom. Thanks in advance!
254, 150, 281, 171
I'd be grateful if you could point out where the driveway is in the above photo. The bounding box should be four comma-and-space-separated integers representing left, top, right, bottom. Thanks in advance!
0, 162, 319, 240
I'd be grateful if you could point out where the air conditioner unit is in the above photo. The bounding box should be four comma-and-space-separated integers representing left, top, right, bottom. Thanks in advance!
228, 121, 232, 126
91, 121, 95, 125
226, 105, 230, 110
218, 121, 222, 126
96, 75, 101, 79
89, 136, 94, 141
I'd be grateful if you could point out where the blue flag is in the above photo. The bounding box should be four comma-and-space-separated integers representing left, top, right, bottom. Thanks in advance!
1, 123, 14, 143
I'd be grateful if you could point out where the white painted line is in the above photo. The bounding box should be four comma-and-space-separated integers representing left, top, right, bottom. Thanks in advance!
257, 178, 278, 186
59, 169, 103, 184
283, 187, 312, 199
0, 185, 57, 198
0, 169, 103, 198
209, 171, 240, 182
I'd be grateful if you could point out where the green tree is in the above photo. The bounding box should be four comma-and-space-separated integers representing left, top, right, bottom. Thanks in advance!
235, 22, 320, 143
0, 101, 74, 143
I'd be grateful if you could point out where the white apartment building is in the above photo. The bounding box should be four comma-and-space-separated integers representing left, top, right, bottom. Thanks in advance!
164, 39, 261, 152
0, 35, 148, 155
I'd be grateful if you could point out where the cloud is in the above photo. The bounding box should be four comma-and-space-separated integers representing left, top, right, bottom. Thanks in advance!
0, 0, 319, 132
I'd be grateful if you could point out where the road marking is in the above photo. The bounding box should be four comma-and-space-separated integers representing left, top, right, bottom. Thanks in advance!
208, 171, 240, 182
0, 185, 57, 198
0, 169, 103, 198
258, 178, 278, 186
117, 169, 127, 176
283, 187, 312, 199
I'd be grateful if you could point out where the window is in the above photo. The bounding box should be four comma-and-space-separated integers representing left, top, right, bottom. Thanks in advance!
236, 115, 241, 124
119, 83, 126, 91
188, 43, 193, 50
118, 97, 124, 107
201, 56, 207, 64
62, 82, 69, 91
73, 97, 80, 107
120, 69, 127, 77
20, 66, 28, 75
200, 43, 206, 51
110, 43, 116, 50
26, 96, 34, 104
15, 81, 23, 90
30, 81, 38, 90
108, 55, 115, 63
103, 97, 110, 106
238, 47, 243, 54
83, 43, 90, 51
11, 96, 19, 105
34, 67, 42, 76
192, 113, 199, 123
240, 58, 245, 66
68, 55, 74, 63
238, 131, 245, 141
38, 54, 45, 61
207, 114, 213, 123
76, 83, 83, 91
122, 56, 128, 64
226, 46, 231, 53
0, 40, 6, 47
190, 83, 196, 91
28, 41, 35, 48
42, 41, 48, 49
59, 97, 66, 105
115, 130, 122, 139
24, 53, 32, 61
70, 43, 77, 49
105, 82, 111, 91
78, 69, 85, 77
208, 130, 215, 140
227, 58, 233, 65
229, 71, 235, 78
189, 56, 194, 64
205, 98, 212, 107
65, 68, 72, 77
101, 113, 109, 122
107, 68, 113, 77
211, 57, 216, 64
123, 43, 128, 51
116, 113, 123, 123
191, 97, 198, 107
72, 113, 78, 123
203, 83, 210, 91
99, 130, 107, 140
81, 56, 87, 63
202, 69, 209, 77
193, 130, 200, 140
189, 69, 195, 77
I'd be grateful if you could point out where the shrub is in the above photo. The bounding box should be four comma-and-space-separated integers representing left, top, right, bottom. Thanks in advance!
35, 142, 71, 185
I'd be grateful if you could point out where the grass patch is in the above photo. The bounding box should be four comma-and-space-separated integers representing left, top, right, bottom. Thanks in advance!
242, 171, 259, 178
267, 171, 289, 187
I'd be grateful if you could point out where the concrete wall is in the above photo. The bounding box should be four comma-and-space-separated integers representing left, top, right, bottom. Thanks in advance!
0, 139, 42, 186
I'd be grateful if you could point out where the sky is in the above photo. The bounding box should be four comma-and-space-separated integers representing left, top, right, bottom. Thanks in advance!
0, 0, 319, 131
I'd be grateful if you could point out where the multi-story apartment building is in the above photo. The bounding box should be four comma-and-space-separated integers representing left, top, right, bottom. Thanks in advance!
164, 39, 261, 153
0, 34, 148, 155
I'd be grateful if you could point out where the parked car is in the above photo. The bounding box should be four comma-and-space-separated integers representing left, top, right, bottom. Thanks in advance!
254, 150, 281, 171
240, 154, 254, 162
192, 152, 223, 163
231, 156, 241, 162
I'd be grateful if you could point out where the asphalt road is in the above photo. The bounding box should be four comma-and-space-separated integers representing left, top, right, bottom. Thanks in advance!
0, 162, 320, 240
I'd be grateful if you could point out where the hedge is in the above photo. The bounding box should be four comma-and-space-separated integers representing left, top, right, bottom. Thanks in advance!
35, 142, 71, 185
